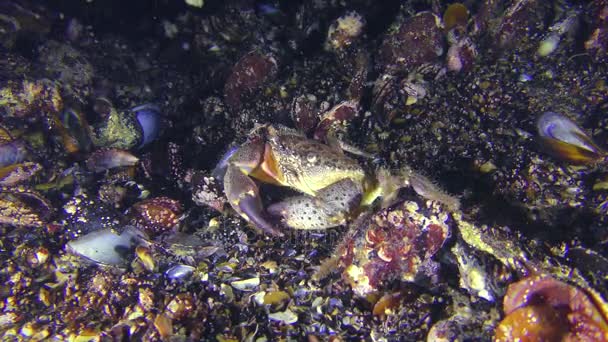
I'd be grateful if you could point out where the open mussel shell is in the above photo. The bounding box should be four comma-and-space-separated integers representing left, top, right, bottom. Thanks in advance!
537, 111, 605, 164
66, 226, 148, 266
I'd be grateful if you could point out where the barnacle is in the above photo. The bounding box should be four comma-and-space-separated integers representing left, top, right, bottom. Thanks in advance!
339, 199, 450, 296
128, 197, 183, 236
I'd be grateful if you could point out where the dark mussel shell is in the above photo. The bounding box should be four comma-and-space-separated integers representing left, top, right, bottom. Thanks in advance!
59, 107, 94, 153
537, 111, 605, 164
0, 188, 53, 228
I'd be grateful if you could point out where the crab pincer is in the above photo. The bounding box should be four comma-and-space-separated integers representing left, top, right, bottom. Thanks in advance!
222, 139, 284, 236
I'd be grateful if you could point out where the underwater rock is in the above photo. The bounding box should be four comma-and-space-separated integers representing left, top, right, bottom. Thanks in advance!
324, 11, 365, 53
224, 51, 278, 110
92, 106, 142, 150
92, 102, 163, 150
128, 197, 183, 237
62, 193, 122, 239
585, 0, 608, 62
37, 41, 94, 102
0, 0, 51, 50
492, 0, 548, 50
377, 12, 444, 74
0, 79, 62, 121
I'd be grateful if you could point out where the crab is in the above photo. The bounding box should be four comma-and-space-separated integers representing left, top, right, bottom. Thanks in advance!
215, 124, 458, 236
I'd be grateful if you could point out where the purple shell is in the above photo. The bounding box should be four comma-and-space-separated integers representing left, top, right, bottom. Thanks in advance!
0, 140, 28, 168
132, 104, 161, 148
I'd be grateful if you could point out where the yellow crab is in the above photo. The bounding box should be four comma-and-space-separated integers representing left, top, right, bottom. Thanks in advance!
216, 124, 458, 236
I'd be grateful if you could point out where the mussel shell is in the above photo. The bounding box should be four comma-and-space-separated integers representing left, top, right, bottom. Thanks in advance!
537, 112, 604, 164
0, 162, 42, 186
165, 264, 195, 280
60, 108, 93, 152
0, 140, 28, 168
86, 148, 139, 172
66, 226, 147, 266
0, 188, 53, 227
131, 104, 161, 148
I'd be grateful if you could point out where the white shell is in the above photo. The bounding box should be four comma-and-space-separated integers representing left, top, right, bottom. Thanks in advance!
67, 227, 146, 266
537, 112, 598, 154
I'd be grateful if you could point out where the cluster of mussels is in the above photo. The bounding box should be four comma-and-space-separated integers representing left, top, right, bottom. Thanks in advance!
0, 0, 608, 340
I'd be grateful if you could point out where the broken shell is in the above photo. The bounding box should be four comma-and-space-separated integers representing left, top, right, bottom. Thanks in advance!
135, 245, 155, 271
230, 277, 260, 291
451, 242, 496, 301
24, 246, 50, 267
537, 111, 605, 164
495, 304, 569, 341
446, 37, 477, 73
267, 309, 298, 324
165, 293, 195, 320
372, 292, 402, 316
153, 312, 173, 339
86, 148, 139, 172
66, 226, 147, 266
263, 291, 290, 306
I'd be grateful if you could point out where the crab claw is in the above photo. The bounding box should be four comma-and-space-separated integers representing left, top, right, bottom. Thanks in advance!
268, 179, 362, 230
224, 166, 283, 236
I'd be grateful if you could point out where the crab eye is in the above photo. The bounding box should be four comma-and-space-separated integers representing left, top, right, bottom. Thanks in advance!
306, 153, 317, 164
